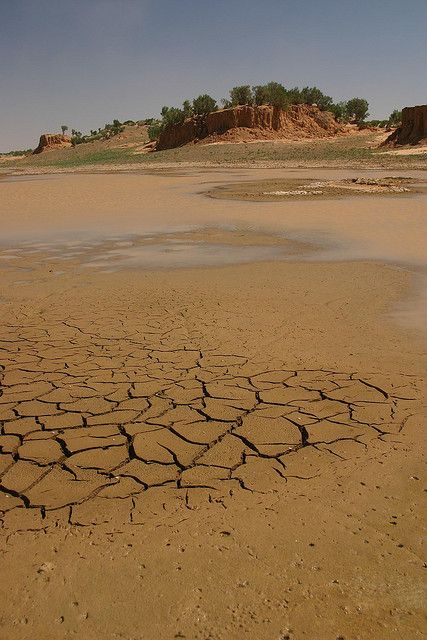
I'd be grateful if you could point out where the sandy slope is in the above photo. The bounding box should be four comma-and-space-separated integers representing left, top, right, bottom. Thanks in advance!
0, 171, 426, 639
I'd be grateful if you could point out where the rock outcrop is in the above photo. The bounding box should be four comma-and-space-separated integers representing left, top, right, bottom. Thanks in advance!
156, 104, 345, 150
33, 133, 72, 154
383, 105, 427, 146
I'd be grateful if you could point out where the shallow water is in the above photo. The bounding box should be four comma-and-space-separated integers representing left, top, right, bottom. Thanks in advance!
1, 168, 426, 332
81, 240, 288, 270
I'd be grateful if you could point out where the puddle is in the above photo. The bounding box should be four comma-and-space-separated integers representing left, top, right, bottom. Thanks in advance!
81, 239, 290, 270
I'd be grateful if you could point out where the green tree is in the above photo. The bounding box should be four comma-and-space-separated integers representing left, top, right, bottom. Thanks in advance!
252, 82, 289, 109
229, 85, 253, 106
60, 125, 68, 135
182, 100, 193, 118
161, 106, 186, 126
285, 87, 304, 104
252, 85, 269, 105
388, 109, 402, 126
329, 101, 348, 122
264, 82, 289, 109
300, 87, 333, 111
345, 98, 369, 124
192, 94, 217, 115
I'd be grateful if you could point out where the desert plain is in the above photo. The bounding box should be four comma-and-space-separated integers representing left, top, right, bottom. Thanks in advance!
0, 167, 426, 640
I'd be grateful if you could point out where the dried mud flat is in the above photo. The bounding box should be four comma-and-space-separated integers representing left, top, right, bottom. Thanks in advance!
0, 171, 426, 640
207, 176, 426, 201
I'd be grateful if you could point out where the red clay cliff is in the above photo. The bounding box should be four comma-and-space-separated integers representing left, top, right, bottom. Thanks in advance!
156, 104, 345, 150
383, 105, 427, 146
33, 133, 72, 154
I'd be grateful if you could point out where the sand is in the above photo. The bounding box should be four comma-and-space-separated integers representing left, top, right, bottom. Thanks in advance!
0, 170, 426, 639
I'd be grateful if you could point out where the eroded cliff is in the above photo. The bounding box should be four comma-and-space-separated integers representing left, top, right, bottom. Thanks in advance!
33, 133, 72, 154
383, 105, 427, 146
156, 104, 345, 150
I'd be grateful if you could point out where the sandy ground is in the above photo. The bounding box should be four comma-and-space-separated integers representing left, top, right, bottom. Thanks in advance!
0, 170, 426, 639
382, 147, 427, 156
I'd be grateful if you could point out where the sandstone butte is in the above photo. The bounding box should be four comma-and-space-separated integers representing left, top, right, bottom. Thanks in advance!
33, 133, 72, 154
383, 104, 427, 146
156, 103, 345, 150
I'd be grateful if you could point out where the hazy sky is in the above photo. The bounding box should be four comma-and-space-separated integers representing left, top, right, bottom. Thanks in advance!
1, 0, 425, 151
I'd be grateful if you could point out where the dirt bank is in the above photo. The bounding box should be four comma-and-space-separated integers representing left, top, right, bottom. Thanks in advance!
383, 104, 427, 147
157, 104, 345, 150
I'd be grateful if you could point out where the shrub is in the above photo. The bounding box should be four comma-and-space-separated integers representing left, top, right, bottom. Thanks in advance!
229, 85, 253, 106
329, 101, 348, 122
161, 106, 186, 126
388, 109, 402, 127
299, 86, 333, 111
71, 129, 84, 145
252, 85, 269, 106
182, 100, 193, 119
285, 87, 304, 104
263, 82, 290, 109
251, 82, 289, 109
192, 94, 217, 115
148, 121, 163, 141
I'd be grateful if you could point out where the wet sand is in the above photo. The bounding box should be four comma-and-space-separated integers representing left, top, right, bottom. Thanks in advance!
0, 170, 426, 639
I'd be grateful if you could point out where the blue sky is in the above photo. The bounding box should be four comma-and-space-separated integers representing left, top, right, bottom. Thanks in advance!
1, 0, 426, 151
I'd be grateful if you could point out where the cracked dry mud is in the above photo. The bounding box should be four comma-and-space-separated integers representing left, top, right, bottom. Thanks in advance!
0, 307, 420, 527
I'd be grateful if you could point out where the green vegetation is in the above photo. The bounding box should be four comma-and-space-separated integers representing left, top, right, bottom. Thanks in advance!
148, 120, 163, 142
192, 94, 218, 115
224, 83, 334, 111
255, 82, 290, 108
345, 98, 369, 124
229, 85, 253, 106
388, 109, 402, 126
68, 118, 139, 146
1, 148, 33, 156
160, 107, 186, 127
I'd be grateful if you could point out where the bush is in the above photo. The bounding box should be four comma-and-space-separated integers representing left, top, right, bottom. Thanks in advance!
161, 106, 186, 126
229, 85, 253, 106
252, 82, 289, 109
148, 121, 163, 141
71, 129, 84, 145
329, 101, 348, 122
285, 87, 304, 104
252, 85, 269, 106
299, 86, 333, 111
182, 100, 193, 119
388, 109, 402, 127
192, 94, 217, 115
